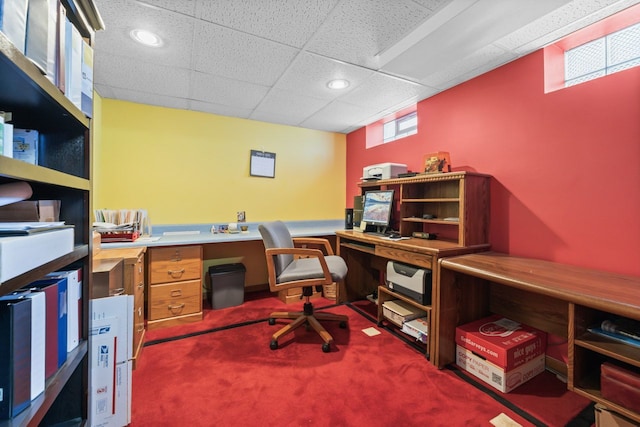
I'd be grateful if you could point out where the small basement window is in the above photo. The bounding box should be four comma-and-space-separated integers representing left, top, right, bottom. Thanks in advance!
383, 111, 417, 143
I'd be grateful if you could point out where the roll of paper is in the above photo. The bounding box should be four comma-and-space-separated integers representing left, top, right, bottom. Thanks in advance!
0, 181, 33, 207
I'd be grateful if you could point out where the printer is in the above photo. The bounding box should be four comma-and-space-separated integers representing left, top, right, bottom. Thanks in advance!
363, 163, 407, 180
386, 261, 431, 305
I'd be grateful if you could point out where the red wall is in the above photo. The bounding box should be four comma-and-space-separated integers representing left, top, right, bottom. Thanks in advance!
346, 50, 640, 276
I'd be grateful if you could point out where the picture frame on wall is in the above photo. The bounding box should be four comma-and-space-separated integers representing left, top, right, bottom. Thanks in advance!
250, 150, 276, 178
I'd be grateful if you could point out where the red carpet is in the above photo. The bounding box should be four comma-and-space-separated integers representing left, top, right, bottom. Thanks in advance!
133, 295, 592, 426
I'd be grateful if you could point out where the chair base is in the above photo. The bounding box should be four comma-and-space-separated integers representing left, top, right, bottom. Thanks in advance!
268, 302, 348, 352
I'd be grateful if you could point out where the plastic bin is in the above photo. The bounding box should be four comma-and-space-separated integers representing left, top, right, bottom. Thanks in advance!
208, 263, 246, 309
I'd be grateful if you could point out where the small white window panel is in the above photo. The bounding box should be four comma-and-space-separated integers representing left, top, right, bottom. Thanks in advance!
565, 22, 640, 87
382, 111, 418, 143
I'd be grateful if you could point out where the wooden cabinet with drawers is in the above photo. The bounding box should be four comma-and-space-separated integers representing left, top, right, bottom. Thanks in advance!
147, 245, 203, 329
94, 246, 147, 368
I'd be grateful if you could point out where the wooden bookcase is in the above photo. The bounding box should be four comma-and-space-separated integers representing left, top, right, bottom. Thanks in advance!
359, 171, 490, 245
0, 3, 100, 424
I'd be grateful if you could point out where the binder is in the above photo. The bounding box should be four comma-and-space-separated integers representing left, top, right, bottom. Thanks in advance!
27, 278, 64, 377
0, 297, 32, 419
47, 268, 82, 352
0, 291, 45, 400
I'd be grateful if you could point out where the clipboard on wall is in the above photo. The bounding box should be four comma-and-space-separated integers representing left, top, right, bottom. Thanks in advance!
250, 150, 276, 178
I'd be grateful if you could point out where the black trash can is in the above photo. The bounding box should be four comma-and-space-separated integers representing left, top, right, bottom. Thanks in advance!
208, 263, 246, 309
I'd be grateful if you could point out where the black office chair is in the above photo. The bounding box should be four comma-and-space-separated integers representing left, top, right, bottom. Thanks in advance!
259, 221, 348, 352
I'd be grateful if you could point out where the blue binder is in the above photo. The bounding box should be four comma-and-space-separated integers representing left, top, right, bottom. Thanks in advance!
30, 277, 68, 368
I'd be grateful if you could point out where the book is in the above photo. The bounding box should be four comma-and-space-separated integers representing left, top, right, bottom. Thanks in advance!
25, 280, 59, 378
0, 221, 67, 236
0, 297, 32, 419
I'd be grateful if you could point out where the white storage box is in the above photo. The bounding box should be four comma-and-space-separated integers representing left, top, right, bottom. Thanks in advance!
382, 300, 426, 327
0, 227, 74, 282
456, 345, 545, 393
402, 317, 429, 344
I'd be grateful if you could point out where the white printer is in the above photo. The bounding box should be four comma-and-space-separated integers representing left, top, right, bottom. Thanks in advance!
386, 261, 431, 305
362, 163, 407, 180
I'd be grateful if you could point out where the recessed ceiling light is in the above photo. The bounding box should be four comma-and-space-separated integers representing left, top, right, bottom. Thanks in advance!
130, 29, 163, 47
327, 79, 350, 90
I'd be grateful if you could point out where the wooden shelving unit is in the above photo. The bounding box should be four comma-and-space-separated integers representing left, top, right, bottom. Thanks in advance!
0, 2, 100, 423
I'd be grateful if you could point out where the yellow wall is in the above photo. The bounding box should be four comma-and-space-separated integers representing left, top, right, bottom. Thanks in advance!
93, 98, 346, 224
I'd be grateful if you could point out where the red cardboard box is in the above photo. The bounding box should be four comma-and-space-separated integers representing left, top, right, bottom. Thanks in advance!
456, 314, 547, 370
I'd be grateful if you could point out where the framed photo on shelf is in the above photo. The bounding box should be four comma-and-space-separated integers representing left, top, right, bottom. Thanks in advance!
423, 151, 451, 174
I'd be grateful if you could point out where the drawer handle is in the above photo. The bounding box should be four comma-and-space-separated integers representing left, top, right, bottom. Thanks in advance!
137, 282, 144, 290
137, 325, 145, 333
168, 303, 185, 313
170, 289, 182, 297
110, 288, 125, 296
168, 268, 185, 278
138, 307, 142, 316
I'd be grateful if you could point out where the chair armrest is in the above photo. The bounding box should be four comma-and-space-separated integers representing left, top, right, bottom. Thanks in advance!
264, 247, 333, 289
292, 237, 334, 255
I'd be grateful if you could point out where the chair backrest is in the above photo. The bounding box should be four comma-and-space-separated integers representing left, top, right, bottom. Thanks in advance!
258, 221, 294, 278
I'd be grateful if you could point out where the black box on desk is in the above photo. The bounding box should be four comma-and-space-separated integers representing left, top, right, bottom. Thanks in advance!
386, 261, 431, 305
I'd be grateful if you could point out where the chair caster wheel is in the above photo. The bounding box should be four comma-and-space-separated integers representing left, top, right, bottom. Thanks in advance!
270, 340, 278, 350
322, 343, 331, 353
339, 321, 347, 328
268, 318, 275, 325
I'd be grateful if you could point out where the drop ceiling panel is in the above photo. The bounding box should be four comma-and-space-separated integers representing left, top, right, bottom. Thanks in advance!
94, 0, 194, 67
304, 0, 443, 68
251, 88, 328, 125
110, 87, 191, 111
189, 71, 270, 109
94, 52, 191, 98
192, 19, 299, 86
188, 100, 254, 119
338, 73, 429, 109
274, 52, 374, 100
196, 0, 339, 48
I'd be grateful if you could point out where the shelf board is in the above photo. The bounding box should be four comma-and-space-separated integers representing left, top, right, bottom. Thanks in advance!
0, 157, 90, 189
0, 245, 89, 295
402, 217, 460, 225
575, 332, 640, 368
572, 386, 640, 424
402, 198, 459, 203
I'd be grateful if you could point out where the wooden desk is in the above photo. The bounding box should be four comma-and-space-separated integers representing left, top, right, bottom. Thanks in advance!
335, 230, 489, 360
438, 252, 640, 423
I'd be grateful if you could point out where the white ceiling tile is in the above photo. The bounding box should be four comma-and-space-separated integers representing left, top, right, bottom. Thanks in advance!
300, 100, 388, 131
93, 84, 116, 99
338, 73, 426, 109
140, 0, 197, 15
192, 20, 299, 86
188, 100, 254, 119
196, 0, 339, 48
252, 88, 328, 124
110, 87, 191, 111
189, 71, 270, 110
94, 0, 194, 68
94, 52, 190, 98
305, 0, 440, 68
274, 52, 375, 100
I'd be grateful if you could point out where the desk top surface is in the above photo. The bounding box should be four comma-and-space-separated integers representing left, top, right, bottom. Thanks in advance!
440, 252, 640, 318
335, 230, 490, 255
100, 220, 343, 249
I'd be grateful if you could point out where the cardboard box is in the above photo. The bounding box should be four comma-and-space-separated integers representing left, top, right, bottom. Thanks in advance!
595, 403, 638, 427
0, 227, 74, 282
456, 345, 545, 393
382, 300, 426, 327
600, 362, 640, 414
402, 316, 429, 344
456, 314, 546, 370
12, 128, 38, 164
0, 200, 60, 222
